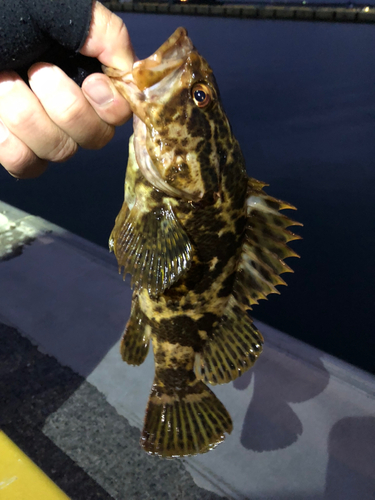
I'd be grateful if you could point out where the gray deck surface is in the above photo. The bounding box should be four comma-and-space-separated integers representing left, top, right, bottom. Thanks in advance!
1, 200, 374, 500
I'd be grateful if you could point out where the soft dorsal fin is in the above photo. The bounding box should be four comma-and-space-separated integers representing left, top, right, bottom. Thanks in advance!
233, 177, 302, 310
110, 200, 192, 297
195, 178, 301, 385
195, 295, 264, 385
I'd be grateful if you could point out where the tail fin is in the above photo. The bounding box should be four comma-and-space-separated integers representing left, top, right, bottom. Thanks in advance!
141, 377, 232, 458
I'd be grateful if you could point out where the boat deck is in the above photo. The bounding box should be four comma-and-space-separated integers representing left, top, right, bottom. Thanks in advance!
1, 200, 374, 499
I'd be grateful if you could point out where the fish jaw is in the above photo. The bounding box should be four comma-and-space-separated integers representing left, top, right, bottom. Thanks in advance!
132, 27, 193, 91
104, 27, 222, 202
102, 69, 194, 199
103, 27, 193, 122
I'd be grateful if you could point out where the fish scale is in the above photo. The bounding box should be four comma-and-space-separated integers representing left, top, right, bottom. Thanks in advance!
105, 27, 300, 458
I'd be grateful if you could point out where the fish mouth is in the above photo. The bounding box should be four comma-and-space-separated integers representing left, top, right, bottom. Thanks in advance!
132, 27, 193, 91
108, 27, 193, 114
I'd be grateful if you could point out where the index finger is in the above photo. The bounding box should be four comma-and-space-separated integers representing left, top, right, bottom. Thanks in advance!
80, 1, 134, 72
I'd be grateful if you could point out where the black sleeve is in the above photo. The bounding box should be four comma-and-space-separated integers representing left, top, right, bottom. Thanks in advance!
0, 0, 101, 85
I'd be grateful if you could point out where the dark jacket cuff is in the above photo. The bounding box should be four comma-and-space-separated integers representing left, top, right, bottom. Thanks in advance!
0, 0, 94, 71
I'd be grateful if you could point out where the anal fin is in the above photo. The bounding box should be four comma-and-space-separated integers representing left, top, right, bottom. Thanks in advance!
120, 296, 151, 366
195, 295, 263, 385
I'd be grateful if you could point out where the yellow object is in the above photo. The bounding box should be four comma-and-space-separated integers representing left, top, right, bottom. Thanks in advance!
0, 431, 70, 499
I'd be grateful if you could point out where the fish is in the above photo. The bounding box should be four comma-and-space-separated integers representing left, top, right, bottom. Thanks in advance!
104, 27, 301, 458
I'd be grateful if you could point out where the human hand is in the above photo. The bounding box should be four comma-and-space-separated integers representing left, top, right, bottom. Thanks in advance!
0, 2, 134, 178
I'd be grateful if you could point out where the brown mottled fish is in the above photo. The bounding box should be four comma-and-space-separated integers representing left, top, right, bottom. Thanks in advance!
104, 28, 301, 458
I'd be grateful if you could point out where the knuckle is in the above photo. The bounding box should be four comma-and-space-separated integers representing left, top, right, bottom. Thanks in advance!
5, 150, 47, 179
55, 95, 84, 128
85, 124, 114, 150
105, 15, 133, 56
113, 108, 132, 127
5, 144, 33, 172
107, 12, 125, 38
118, 23, 132, 53
47, 135, 78, 163
6, 100, 35, 131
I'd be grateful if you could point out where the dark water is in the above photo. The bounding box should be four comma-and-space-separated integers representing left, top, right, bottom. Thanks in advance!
1, 15, 375, 373
227, 0, 375, 3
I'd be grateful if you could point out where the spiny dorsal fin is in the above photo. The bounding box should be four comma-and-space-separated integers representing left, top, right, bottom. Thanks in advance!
120, 296, 151, 366
195, 295, 264, 385
233, 177, 302, 310
110, 201, 192, 297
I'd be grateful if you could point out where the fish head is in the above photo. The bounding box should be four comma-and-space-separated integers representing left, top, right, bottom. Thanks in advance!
105, 27, 234, 203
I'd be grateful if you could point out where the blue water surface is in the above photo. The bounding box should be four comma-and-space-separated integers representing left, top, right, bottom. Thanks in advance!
1, 14, 374, 372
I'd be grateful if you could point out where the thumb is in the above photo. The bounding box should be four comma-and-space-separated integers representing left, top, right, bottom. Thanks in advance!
80, 1, 135, 72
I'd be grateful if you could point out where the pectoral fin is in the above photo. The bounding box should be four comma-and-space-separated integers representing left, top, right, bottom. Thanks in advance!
110, 199, 192, 297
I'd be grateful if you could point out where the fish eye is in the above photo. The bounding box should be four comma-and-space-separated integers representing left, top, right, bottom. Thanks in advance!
192, 83, 212, 108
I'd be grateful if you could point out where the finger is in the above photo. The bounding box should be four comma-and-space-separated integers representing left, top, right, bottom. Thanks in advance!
81, 73, 132, 126
80, 2, 135, 72
0, 71, 77, 163
28, 63, 115, 149
0, 118, 48, 178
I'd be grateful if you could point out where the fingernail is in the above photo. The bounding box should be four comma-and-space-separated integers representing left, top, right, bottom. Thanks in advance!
84, 79, 114, 106
29, 65, 60, 93
0, 119, 9, 143
0, 79, 15, 96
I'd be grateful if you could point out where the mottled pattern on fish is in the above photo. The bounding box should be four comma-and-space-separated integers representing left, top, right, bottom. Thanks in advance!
106, 28, 301, 458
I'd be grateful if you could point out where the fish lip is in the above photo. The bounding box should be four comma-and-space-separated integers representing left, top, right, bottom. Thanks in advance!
132, 27, 193, 91
103, 27, 193, 106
